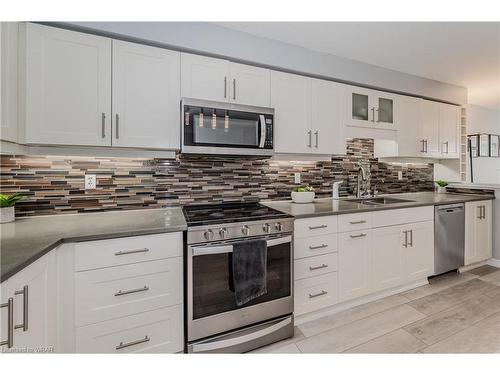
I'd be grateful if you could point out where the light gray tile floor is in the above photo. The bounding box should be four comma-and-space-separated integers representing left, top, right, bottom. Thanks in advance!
253, 267, 500, 353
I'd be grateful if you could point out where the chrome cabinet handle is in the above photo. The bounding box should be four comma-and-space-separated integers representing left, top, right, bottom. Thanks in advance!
115, 114, 120, 139
224, 76, 227, 98
114, 285, 149, 297
0, 297, 14, 348
420, 140, 426, 153
309, 264, 328, 271
409, 229, 413, 247
116, 335, 150, 350
309, 244, 328, 250
371, 107, 375, 122
233, 78, 236, 100
403, 230, 408, 248
349, 220, 367, 225
350, 233, 367, 239
307, 130, 312, 148
14, 285, 28, 331
101, 113, 106, 138
308, 224, 327, 230
114, 248, 149, 256
477, 206, 483, 219
375, 108, 380, 123
425, 140, 428, 153
314, 131, 319, 148
309, 290, 328, 299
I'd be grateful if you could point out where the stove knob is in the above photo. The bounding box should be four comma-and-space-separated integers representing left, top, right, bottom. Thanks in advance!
262, 223, 271, 233
241, 225, 250, 236
204, 229, 214, 241
274, 222, 283, 232
219, 227, 228, 239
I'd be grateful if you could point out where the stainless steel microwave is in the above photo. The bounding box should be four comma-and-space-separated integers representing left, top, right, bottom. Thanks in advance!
181, 98, 274, 156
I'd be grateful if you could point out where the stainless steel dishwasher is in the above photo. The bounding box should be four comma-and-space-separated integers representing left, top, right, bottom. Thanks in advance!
434, 203, 465, 275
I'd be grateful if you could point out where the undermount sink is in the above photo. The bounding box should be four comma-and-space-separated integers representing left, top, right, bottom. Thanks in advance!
346, 197, 414, 206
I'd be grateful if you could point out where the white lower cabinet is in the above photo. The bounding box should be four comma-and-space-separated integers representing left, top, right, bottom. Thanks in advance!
294, 207, 436, 317
0, 251, 57, 353
465, 200, 493, 265
338, 230, 372, 302
75, 305, 183, 353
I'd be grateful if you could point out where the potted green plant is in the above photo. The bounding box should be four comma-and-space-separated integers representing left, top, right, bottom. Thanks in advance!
435, 180, 449, 194
291, 186, 315, 203
0, 193, 23, 223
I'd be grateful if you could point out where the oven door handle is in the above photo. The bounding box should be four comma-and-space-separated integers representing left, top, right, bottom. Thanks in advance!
192, 235, 292, 256
190, 316, 292, 353
258, 115, 266, 148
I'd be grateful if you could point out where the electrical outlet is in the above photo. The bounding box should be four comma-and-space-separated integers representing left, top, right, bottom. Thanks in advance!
84, 174, 97, 190
398, 171, 403, 180
294, 173, 301, 184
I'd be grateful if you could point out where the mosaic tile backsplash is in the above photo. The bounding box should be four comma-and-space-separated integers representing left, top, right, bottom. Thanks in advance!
0, 139, 435, 217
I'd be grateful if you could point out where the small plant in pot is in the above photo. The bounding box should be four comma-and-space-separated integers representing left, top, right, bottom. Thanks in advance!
0, 193, 23, 223
435, 180, 449, 194
291, 186, 315, 204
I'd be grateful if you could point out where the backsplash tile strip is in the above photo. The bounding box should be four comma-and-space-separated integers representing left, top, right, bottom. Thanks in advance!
0, 139, 435, 217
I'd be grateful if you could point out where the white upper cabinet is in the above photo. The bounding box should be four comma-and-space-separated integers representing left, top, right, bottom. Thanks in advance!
180, 53, 229, 103
1, 22, 19, 143
271, 71, 311, 154
311, 78, 345, 155
24, 23, 112, 146
418, 99, 440, 156
346, 85, 397, 130
272, 72, 345, 155
112, 40, 180, 149
228, 62, 270, 107
438, 102, 459, 158
394, 96, 421, 157
181, 53, 271, 107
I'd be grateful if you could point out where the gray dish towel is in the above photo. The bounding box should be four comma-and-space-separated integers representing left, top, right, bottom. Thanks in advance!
231, 239, 268, 306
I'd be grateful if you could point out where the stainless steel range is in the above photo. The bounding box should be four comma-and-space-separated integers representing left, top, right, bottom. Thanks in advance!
183, 202, 294, 353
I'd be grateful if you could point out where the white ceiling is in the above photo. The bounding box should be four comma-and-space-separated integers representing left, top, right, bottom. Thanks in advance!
216, 22, 500, 110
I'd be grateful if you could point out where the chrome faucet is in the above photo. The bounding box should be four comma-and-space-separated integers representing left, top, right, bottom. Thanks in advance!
356, 165, 369, 198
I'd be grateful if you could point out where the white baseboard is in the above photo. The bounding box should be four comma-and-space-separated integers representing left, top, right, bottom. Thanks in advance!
486, 258, 500, 268
294, 278, 429, 326
459, 260, 489, 273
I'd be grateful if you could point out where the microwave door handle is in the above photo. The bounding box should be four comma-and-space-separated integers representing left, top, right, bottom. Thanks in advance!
192, 235, 292, 256
258, 115, 266, 148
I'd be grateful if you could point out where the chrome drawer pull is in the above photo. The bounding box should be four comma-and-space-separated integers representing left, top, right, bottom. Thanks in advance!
350, 233, 367, 239
114, 248, 150, 256
309, 264, 328, 271
349, 220, 367, 225
308, 224, 327, 230
0, 297, 14, 348
116, 335, 150, 350
114, 286, 149, 297
14, 285, 28, 331
309, 244, 328, 250
309, 290, 328, 299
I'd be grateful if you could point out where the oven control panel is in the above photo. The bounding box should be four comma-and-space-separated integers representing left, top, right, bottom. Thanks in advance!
187, 218, 294, 245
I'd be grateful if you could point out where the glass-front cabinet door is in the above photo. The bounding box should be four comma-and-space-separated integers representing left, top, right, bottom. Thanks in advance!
376, 95, 394, 125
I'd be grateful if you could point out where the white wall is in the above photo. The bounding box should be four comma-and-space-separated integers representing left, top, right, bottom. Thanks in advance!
48, 22, 467, 105
467, 104, 500, 184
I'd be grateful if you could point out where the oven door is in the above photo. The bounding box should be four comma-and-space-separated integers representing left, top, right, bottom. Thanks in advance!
187, 235, 293, 342
182, 98, 274, 156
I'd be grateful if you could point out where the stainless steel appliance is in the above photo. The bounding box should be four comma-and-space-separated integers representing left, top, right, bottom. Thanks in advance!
181, 98, 274, 156
434, 203, 465, 275
183, 202, 294, 353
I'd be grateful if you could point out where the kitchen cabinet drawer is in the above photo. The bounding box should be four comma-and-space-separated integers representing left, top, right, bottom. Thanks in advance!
294, 233, 338, 259
294, 215, 338, 238
294, 273, 338, 316
75, 305, 183, 353
294, 253, 338, 280
338, 212, 372, 232
74, 232, 182, 271
372, 206, 433, 228
75, 258, 182, 326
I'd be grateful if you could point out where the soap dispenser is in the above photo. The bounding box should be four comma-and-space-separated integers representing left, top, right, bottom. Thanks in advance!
332, 180, 343, 200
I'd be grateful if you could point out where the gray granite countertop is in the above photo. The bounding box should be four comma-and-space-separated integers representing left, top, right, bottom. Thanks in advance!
0, 207, 187, 282
262, 192, 495, 219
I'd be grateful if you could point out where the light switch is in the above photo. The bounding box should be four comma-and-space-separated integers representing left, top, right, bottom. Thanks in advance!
84, 174, 97, 189
294, 173, 301, 184
398, 171, 403, 180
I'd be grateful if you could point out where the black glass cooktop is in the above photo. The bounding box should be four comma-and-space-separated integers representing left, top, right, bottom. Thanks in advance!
183, 202, 291, 226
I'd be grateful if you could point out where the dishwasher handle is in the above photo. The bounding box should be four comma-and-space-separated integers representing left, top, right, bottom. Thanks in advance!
436, 204, 464, 215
